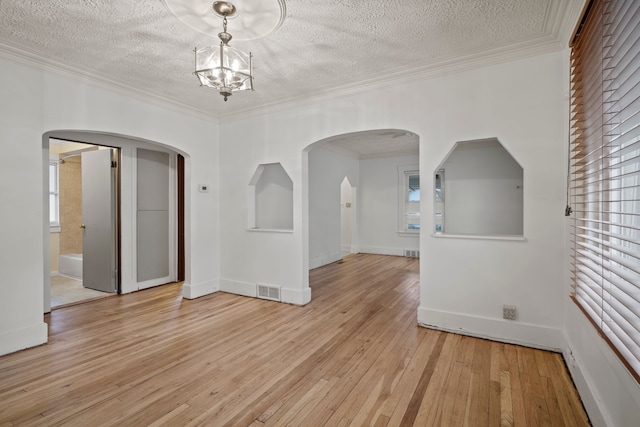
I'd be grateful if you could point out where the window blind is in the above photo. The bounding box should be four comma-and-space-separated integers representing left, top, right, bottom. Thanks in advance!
570, 0, 640, 382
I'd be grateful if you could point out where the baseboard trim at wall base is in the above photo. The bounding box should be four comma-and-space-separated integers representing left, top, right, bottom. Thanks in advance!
309, 252, 343, 270
359, 246, 412, 257
220, 279, 256, 298
282, 286, 312, 306
181, 280, 219, 299
561, 344, 608, 427
220, 279, 312, 306
0, 322, 48, 356
417, 307, 566, 352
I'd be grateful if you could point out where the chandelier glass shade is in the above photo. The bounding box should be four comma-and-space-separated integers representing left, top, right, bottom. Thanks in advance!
194, 2, 254, 101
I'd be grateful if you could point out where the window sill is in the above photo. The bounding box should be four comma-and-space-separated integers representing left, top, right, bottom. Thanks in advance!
396, 231, 420, 236
431, 233, 526, 242
50, 225, 61, 233
247, 228, 294, 234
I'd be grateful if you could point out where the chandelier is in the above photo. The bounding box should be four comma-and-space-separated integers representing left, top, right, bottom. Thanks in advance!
194, 1, 254, 101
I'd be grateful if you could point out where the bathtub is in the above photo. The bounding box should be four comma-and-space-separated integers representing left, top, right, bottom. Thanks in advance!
59, 253, 82, 280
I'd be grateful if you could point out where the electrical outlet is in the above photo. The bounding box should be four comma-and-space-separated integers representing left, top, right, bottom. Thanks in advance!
503, 305, 517, 320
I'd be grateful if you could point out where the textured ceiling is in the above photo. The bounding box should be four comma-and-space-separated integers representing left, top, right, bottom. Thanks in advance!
0, 0, 584, 119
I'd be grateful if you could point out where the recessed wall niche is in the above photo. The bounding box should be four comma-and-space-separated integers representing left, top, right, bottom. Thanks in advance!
248, 163, 294, 231
435, 138, 523, 237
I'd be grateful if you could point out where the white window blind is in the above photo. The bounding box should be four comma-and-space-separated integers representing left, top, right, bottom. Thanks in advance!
570, 0, 640, 382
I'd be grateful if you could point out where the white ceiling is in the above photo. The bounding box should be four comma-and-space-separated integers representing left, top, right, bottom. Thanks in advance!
323, 129, 419, 159
0, 0, 584, 120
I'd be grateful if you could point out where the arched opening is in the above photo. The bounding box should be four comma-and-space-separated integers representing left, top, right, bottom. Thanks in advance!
42, 130, 190, 312
303, 128, 420, 289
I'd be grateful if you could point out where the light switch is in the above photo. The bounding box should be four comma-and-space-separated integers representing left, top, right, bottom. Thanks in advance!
198, 184, 209, 193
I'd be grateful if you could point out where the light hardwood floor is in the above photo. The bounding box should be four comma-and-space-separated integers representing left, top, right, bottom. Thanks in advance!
0, 254, 589, 426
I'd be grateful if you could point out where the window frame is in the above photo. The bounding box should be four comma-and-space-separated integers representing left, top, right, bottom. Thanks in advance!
49, 155, 61, 232
397, 165, 420, 235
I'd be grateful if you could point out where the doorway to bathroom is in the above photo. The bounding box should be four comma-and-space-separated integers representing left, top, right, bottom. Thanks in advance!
49, 139, 119, 308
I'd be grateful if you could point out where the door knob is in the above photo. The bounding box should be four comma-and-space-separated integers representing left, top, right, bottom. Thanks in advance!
80, 224, 86, 229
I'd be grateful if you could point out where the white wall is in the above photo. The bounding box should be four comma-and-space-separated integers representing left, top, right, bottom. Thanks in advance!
359, 156, 420, 256
340, 177, 354, 252
0, 55, 220, 356
441, 139, 524, 236
217, 51, 568, 342
308, 146, 359, 269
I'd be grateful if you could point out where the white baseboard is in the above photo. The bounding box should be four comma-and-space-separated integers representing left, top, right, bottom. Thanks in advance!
561, 345, 608, 427
309, 251, 343, 270
358, 246, 406, 257
282, 286, 312, 306
181, 279, 219, 299
0, 322, 48, 357
220, 279, 256, 298
417, 306, 566, 352
220, 279, 312, 306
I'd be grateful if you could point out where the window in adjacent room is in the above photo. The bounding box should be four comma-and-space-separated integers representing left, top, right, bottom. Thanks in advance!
398, 165, 420, 233
49, 156, 61, 232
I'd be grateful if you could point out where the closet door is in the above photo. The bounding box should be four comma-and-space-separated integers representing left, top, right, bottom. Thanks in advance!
136, 148, 170, 287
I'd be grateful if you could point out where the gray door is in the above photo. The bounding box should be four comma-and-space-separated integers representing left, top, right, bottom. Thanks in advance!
136, 148, 170, 285
82, 149, 118, 293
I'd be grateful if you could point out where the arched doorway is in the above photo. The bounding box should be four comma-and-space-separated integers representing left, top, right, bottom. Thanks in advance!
42, 130, 189, 312
304, 129, 420, 279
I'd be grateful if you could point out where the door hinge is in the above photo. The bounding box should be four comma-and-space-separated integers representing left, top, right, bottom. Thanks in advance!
111, 160, 117, 168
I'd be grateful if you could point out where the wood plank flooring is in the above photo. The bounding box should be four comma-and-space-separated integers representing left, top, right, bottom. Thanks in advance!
0, 254, 590, 426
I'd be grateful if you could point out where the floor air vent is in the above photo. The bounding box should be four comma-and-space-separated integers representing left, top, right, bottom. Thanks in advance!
257, 284, 281, 301
404, 250, 420, 258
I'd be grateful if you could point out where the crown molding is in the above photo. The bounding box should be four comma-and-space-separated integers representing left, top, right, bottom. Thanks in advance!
0, 1, 584, 125
218, 1, 585, 122
0, 41, 219, 124
218, 35, 566, 123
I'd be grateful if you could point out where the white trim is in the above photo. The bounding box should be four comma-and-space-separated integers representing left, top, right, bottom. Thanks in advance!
281, 286, 312, 306
220, 279, 311, 306
220, 279, 257, 298
359, 246, 406, 257
247, 228, 294, 233
561, 345, 609, 427
0, 41, 217, 122
396, 231, 419, 237
218, 38, 569, 122
309, 251, 343, 270
0, 322, 48, 357
397, 165, 420, 233
431, 233, 527, 242
181, 279, 219, 299
417, 306, 567, 352
0, 0, 585, 124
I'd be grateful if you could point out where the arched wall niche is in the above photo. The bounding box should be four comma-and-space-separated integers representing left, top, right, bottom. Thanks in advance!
248, 162, 294, 231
